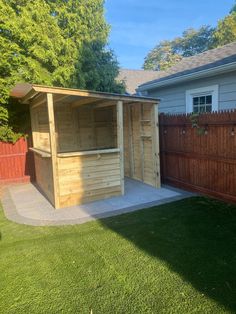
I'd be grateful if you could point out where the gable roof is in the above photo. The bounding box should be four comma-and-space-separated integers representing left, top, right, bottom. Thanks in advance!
117, 69, 160, 94
138, 42, 236, 91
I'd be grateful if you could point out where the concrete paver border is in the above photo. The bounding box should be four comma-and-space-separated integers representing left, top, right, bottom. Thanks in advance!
1, 183, 195, 226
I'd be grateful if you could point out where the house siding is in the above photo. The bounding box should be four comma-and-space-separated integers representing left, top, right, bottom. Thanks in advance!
144, 71, 236, 113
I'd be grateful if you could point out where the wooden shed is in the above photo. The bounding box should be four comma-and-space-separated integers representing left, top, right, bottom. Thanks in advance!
11, 84, 161, 209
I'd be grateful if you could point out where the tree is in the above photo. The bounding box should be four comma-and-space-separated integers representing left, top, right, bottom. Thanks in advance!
230, 1, 236, 13
143, 26, 215, 71
0, 0, 77, 103
173, 26, 215, 57
79, 41, 125, 93
0, 0, 123, 141
213, 12, 236, 46
143, 40, 182, 71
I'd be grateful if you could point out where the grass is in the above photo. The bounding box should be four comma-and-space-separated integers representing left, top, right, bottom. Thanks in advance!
0, 196, 236, 313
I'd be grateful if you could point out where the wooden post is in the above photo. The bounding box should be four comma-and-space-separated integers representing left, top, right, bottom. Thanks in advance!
30, 106, 38, 149
128, 104, 134, 177
117, 100, 124, 195
140, 103, 144, 181
152, 103, 161, 188
47, 93, 60, 208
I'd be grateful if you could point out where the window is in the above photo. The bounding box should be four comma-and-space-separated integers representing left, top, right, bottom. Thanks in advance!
186, 85, 218, 113
193, 95, 212, 113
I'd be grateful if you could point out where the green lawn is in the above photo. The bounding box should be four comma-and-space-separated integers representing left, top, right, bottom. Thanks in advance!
0, 197, 236, 314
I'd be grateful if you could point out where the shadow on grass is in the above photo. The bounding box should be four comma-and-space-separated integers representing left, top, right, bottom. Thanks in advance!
100, 196, 236, 312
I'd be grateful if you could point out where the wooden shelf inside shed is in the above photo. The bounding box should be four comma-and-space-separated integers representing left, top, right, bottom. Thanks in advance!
57, 148, 120, 158
29, 147, 51, 158
140, 120, 151, 124
140, 135, 152, 140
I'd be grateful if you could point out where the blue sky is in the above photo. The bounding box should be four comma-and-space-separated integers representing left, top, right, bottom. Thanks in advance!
105, 0, 234, 69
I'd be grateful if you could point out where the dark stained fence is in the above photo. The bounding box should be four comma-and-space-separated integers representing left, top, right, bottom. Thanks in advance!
159, 111, 236, 203
0, 137, 35, 184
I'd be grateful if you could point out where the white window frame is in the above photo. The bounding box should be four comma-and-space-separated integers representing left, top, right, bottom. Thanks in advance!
186, 85, 219, 113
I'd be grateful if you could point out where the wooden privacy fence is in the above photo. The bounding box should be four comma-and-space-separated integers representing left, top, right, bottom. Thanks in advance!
159, 110, 236, 203
0, 137, 35, 184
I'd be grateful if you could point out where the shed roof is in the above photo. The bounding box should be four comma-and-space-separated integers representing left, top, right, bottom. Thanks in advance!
138, 41, 236, 91
11, 83, 159, 105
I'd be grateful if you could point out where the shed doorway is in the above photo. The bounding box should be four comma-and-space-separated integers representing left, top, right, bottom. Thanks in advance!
124, 103, 160, 188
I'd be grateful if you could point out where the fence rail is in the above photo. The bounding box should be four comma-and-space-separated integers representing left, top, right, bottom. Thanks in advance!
0, 137, 35, 183
159, 110, 236, 203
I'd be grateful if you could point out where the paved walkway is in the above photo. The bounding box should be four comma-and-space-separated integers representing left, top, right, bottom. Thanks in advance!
1, 178, 194, 226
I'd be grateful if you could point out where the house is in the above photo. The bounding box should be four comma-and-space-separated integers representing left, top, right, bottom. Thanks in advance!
117, 69, 159, 95
137, 42, 236, 114
11, 84, 160, 209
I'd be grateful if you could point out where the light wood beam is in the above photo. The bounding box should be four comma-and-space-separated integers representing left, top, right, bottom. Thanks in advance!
71, 97, 99, 107
151, 103, 161, 188
128, 105, 134, 177
31, 94, 47, 109
92, 100, 116, 109
53, 94, 70, 104
20, 89, 38, 104
32, 85, 158, 104
47, 93, 60, 208
117, 100, 124, 195
30, 106, 39, 148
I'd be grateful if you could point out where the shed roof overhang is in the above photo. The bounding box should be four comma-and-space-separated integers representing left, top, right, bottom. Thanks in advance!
10, 83, 160, 106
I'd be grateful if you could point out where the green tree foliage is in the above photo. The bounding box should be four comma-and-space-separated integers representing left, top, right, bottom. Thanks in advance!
173, 26, 215, 57
230, 1, 236, 13
143, 40, 182, 71
143, 26, 215, 70
80, 41, 125, 93
0, 0, 124, 142
213, 12, 236, 46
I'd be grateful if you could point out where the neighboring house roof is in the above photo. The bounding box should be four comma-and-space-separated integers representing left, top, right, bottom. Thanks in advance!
117, 69, 160, 94
138, 42, 236, 91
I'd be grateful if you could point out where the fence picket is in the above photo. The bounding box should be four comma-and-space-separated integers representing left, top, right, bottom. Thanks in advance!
159, 110, 236, 203
0, 138, 35, 183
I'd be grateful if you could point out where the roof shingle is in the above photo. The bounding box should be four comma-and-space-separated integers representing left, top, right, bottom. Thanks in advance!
139, 42, 236, 89
117, 69, 160, 94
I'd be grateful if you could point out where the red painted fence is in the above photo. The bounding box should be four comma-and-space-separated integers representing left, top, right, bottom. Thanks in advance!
159, 111, 236, 203
0, 137, 35, 183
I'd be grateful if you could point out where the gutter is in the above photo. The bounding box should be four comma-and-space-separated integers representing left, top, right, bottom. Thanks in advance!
138, 61, 236, 92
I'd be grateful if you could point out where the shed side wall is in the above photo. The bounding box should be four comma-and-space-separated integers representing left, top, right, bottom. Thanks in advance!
57, 152, 121, 208
34, 154, 54, 204
31, 104, 50, 151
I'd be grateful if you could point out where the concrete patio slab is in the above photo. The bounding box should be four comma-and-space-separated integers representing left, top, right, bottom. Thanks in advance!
1, 178, 194, 226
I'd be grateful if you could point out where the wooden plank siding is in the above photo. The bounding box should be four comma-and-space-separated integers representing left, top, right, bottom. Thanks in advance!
0, 138, 35, 183
55, 102, 117, 153
57, 152, 121, 207
159, 110, 236, 202
34, 154, 54, 204
30, 103, 50, 152
124, 103, 160, 188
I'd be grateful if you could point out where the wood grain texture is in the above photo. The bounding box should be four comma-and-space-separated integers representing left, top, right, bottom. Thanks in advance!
47, 93, 59, 208
30, 103, 50, 152
0, 138, 35, 183
159, 111, 236, 203
34, 154, 54, 204
55, 103, 117, 153
123, 103, 160, 188
117, 101, 124, 195
57, 152, 121, 208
